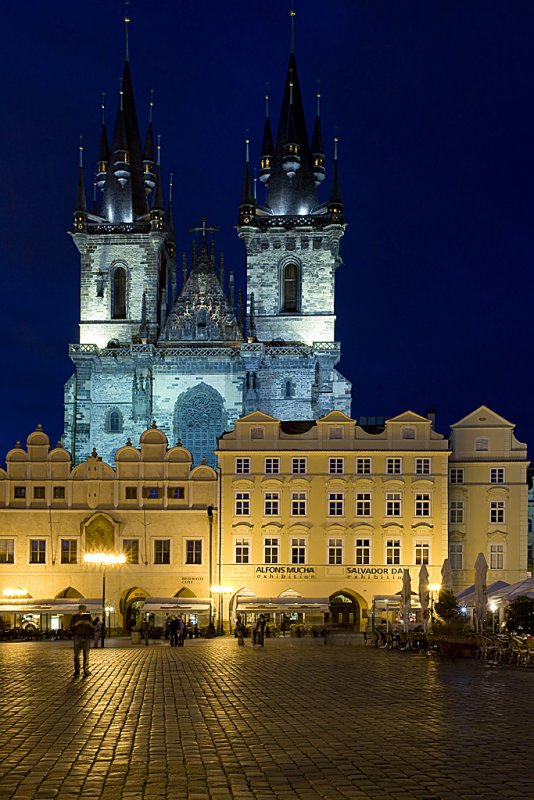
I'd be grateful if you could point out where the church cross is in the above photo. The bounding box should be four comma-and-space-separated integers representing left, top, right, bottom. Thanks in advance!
189, 217, 220, 241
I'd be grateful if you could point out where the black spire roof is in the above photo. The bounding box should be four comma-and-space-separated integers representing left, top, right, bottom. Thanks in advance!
265, 53, 318, 216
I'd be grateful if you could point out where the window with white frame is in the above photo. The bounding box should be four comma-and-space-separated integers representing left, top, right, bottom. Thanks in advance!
449, 542, 464, 570
265, 457, 280, 475
185, 539, 202, 565
475, 437, 489, 451
235, 492, 251, 516
154, 539, 170, 565
415, 540, 430, 565
29, 539, 46, 564
415, 458, 431, 475
291, 538, 306, 564
329, 457, 344, 475
291, 492, 307, 516
329, 427, 343, 440
355, 492, 372, 517
60, 539, 77, 565
415, 493, 431, 517
355, 539, 371, 565
386, 492, 401, 516
386, 539, 401, 565
489, 543, 504, 570
401, 427, 416, 440
0, 539, 15, 564
264, 538, 279, 564
328, 492, 344, 516
291, 457, 307, 474
449, 500, 464, 524
356, 457, 371, 475
490, 467, 505, 484
450, 468, 464, 484
235, 538, 250, 564
328, 538, 343, 565
235, 457, 251, 475
490, 501, 505, 524
386, 458, 402, 475
264, 492, 280, 516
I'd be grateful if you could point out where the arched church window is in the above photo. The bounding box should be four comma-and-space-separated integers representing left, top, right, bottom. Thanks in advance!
282, 263, 299, 312
283, 380, 295, 399
112, 267, 127, 319
106, 408, 123, 434
174, 384, 226, 468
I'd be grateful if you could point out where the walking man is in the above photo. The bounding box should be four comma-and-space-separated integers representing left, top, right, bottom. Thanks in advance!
70, 604, 94, 677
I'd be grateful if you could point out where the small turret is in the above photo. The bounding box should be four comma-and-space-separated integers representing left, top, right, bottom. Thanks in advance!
143, 90, 156, 194
282, 77, 300, 180
311, 87, 325, 186
259, 94, 274, 184
73, 137, 88, 232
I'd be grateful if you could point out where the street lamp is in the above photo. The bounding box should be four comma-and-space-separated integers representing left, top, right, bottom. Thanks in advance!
489, 602, 498, 633
210, 585, 233, 635
83, 553, 126, 647
207, 505, 214, 628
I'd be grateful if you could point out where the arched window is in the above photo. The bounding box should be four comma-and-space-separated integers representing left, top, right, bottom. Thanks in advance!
112, 267, 126, 319
283, 380, 294, 399
174, 384, 226, 468
282, 262, 298, 312
106, 408, 123, 434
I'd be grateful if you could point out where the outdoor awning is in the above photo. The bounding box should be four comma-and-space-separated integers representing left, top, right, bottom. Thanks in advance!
141, 598, 212, 613
456, 581, 510, 606
0, 599, 102, 614
236, 596, 330, 612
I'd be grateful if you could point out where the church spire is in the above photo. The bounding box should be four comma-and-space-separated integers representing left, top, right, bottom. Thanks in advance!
311, 84, 325, 185
327, 135, 344, 221
238, 137, 256, 225
74, 137, 88, 232
96, 93, 109, 191
143, 90, 156, 194
259, 93, 273, 184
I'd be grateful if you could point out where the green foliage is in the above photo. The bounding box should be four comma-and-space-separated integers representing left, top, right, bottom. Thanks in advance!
434, 589, 460, 623
505, 596, 534, 635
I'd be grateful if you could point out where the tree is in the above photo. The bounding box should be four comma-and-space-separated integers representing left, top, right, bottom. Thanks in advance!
505, 596, 534, 635
434, 589, 460, 623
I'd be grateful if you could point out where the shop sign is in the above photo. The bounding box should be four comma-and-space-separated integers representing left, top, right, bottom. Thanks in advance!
346, 567, 404, 580
255, 566, 316, 580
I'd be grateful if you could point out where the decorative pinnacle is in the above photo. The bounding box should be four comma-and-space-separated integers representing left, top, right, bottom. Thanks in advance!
124, 0, 130, 62
289, 69, 294, 104
316, 80, 321, 115
334, 134, 339, 160
79, 136, 84, 168
169, 172, 173, 202
290, 7, 296, 53
119, 78, 124, 111
157, 134, 161, 166
101, 92, 106, 124
93, 174, 97, 202
149, 89, 155, 123
245, 135, 250, 164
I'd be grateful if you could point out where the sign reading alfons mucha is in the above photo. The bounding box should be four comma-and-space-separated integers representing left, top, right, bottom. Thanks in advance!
251, 565, 410, 581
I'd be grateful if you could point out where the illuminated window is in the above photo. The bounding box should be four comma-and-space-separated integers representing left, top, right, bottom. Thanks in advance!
415, 540, 430, 565
112, 266, 127, 319
356, 493, 371, 517
0, 539, 14, 564
291, 492, 307, 516
60, 539, 77, 565
386, 539, 401, 565
264, 538, 279, 564
123, 539, 139, 564
490, 543, 504, 570
415, 493, 431, 517
235, 538, 250, 564
291, 538, 306, 564
386, 492, 401, 516
282, 262, 298, 312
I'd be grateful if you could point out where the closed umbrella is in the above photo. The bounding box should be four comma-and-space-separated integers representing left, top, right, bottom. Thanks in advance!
418, 564, 430, 632
441, 558, 454, 593
474, 552, 488, 632
401, 569, 412, 634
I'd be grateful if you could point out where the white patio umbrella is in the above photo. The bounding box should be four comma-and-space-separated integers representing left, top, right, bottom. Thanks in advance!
474, 552, 488, 632
418, 564, 430, 632
401, 569, 412, 634
441, 558, 454, 593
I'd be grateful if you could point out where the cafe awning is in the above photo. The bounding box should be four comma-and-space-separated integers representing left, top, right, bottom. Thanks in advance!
140, 598, 212, 613
236, 596, 330, 613
0, 599, 102, 614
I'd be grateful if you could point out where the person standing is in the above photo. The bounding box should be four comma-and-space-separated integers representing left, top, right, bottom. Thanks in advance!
235, 615, 246, 646
257, 614, 267, 647
178, 617, 186, 647
93, 617, 102, 648
70, 604, 94, 677
169, 616, 180, 647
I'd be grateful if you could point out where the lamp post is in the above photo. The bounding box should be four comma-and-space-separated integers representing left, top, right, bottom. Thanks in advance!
489, 602, 497, 633
384, 598, 389, 633
83, 553, 126, 647
207, 505, 214, 629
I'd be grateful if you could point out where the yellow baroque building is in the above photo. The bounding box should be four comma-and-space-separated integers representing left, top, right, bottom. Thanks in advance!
0, 424, 217, 633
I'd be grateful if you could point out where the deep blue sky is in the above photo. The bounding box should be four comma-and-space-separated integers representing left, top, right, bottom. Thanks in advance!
1, 1, 533, 461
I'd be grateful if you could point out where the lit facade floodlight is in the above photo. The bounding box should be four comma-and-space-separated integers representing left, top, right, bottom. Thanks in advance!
3, 588, 29, 598
83, 552, 126, 645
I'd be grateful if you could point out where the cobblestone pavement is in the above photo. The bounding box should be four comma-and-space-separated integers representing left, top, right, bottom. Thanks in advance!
0, 638, 533, 800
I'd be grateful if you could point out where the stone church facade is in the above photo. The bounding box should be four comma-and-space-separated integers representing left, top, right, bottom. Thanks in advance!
64, 36, 351, 468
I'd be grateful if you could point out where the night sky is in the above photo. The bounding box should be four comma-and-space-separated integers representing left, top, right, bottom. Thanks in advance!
1, 1, 533, 463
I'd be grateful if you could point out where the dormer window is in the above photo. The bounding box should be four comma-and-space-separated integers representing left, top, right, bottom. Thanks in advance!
329, 427, 343, 440
475, 437, 489, 451
251, 427, 264, 440
401, 427, 416, 440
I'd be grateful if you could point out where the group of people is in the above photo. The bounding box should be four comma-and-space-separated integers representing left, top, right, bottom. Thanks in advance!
235, 614, 266, 647
168, 616, 187, 647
